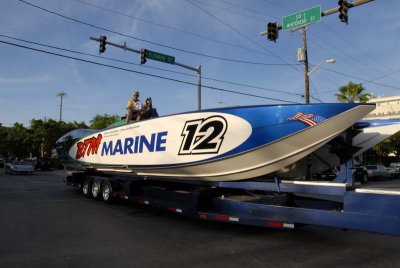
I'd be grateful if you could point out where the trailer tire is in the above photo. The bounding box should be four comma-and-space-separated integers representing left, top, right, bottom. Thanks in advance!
91, 178, 102, 200
82, 179, 92, 198
101, 179, 114, 204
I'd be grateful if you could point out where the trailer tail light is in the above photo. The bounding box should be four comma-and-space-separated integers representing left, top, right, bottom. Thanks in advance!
168, 207, 182, 213
138, 200, 149, 205
199, 214, 208, 220
119, 192, 128, 200
215, 215, 239, 222
266, 221, 294, 229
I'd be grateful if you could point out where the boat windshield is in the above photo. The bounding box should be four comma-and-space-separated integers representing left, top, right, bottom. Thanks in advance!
56, 129, 97, 143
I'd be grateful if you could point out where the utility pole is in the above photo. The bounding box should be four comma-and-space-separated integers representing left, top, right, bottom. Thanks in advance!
301, 28, 310, 104
56, 91, 67, 122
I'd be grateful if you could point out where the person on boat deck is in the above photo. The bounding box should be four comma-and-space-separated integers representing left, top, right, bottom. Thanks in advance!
141, 97, 159, 119
126, 90, 143, 123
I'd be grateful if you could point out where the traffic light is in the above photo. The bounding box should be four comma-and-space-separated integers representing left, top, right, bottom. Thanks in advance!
338, 0, 349, 24
140, 49, 147, 64
99, 36, 107, 54
267, 22, 279, 42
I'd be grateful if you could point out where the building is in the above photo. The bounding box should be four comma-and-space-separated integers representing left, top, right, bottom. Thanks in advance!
365, 95, 400, 119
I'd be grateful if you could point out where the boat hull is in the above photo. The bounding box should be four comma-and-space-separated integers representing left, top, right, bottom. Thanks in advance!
277, 119, 400, 177
56, 103, 375, 181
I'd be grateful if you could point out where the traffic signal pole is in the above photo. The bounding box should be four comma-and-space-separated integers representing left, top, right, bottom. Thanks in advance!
322, 0, 374, 17
90, 37, 202, 110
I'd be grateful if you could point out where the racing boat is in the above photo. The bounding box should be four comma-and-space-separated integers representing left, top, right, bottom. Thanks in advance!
276, 119, 400, 177
55, 103, 375, 181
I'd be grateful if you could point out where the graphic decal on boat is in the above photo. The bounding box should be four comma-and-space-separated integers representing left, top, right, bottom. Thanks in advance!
288, 112, 326, 127
76, 134, 103, 159
100, 131, 168, 156
179, 116, 227, 155
68, 112, 252, 166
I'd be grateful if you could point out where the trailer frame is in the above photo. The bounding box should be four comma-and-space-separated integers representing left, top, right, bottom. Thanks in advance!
65, 167, 400, 236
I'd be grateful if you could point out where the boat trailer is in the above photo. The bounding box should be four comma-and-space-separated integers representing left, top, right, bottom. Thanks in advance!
65, 167, 400, 236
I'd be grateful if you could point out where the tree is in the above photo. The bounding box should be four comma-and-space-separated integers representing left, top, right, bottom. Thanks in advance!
335, 82, 371, 103
90, 114, 119, 129
0, 119, 89, 159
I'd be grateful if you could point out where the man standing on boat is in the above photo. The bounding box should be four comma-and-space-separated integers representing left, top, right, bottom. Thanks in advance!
126, 90, 143, 123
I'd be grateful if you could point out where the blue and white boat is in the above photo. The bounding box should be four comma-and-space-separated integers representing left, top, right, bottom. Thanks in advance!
55, 103, 374, 181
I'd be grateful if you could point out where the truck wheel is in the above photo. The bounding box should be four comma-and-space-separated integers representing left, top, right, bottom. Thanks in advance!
101, 180, 114, 203
82, 179, 92, 197
91, 178, 101, 200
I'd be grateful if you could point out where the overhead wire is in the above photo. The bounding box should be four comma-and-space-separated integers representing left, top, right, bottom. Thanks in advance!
0, 39, 300, 104
18, 0, 297, 67
184, 0, 302, 72
216, 0, 280, 20
70, 0, 283, 59
319, 66, 400, 90
0, 33, 303, 98
321, 22, 400, 81
189, 0, 267, 22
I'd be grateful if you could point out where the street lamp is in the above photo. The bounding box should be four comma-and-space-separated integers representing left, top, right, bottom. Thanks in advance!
308, 58, 336, 76
305, 58, 336, 104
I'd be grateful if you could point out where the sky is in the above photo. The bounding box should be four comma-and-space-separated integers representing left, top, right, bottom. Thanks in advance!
1, 0, 400, 127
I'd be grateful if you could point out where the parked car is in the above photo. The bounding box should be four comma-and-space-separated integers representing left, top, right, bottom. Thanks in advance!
363, 165, 393, 180
388, 162, 400, 179
5, 161, 35, 175
0, 155, 4, 168
32, 157, 53, 170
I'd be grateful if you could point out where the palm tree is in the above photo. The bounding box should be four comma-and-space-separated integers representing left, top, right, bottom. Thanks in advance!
335, 82, 371, 103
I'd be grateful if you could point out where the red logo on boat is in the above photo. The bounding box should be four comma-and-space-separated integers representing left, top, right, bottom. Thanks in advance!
76, 134, 103, 159
288, 112, 325, 127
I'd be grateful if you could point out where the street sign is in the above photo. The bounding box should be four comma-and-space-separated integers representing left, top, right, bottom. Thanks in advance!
146, 50, 175, 64
282, 6, 321, 31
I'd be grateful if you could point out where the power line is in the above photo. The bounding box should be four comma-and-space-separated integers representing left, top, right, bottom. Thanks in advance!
18, 0, 297, 67
321, 22, 400, 81
70, 0, 281, 59
319, 66, 400, 90
0, 39, 299, 104
216, 0, 279, 20
0, 34, 303, 97
262, 0, 296, 12
191, 0, 267, 22
185, 0, 301, 72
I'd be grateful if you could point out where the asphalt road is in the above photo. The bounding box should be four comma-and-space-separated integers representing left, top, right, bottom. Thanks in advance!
1, 170, 400, 268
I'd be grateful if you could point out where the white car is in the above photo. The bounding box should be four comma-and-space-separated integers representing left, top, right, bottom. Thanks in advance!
5, 161, 35, 175
388, 162, 400, 179
364, 165, 392, 180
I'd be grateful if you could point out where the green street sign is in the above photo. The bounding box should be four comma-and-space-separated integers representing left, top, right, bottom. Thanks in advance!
146, 50, 175, 64
282, 6, 321, 31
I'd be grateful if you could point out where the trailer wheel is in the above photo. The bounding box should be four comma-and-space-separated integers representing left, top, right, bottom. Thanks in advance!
101, 180, 114, 203
82, 179, 92, 197
91, 178, 102, 200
